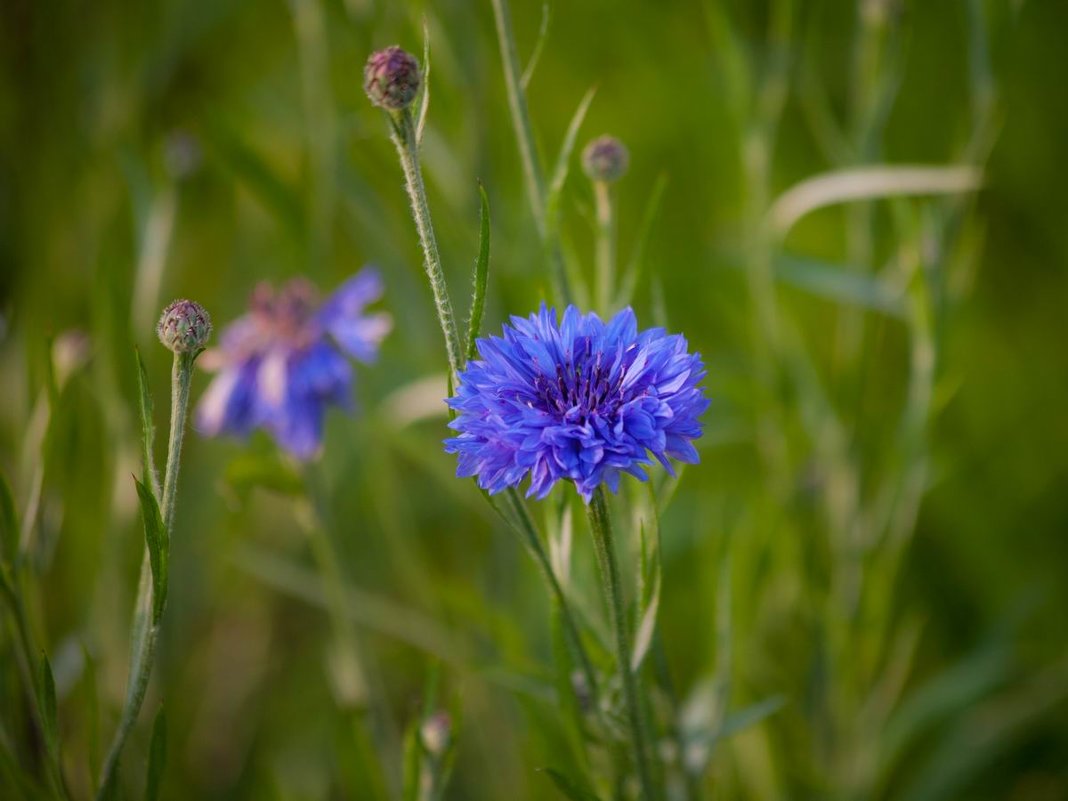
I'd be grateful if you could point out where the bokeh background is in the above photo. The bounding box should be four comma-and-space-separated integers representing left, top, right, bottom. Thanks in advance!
2, 0, 1067, 798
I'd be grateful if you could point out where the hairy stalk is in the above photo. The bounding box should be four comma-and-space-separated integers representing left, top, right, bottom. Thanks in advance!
593, 180, 616, 315
587, 488, 655, 800
387, 109, 463, 383
98, 351, 192, 798
489, 0, 571, 305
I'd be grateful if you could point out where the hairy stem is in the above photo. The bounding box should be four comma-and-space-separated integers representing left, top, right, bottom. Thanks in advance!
587, 488, 655, 800
98, 351, 192, 798
388, 109, 463, 383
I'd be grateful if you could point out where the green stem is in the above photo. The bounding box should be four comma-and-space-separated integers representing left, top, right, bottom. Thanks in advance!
489, 0, 571, 305
97, 351, 192, 799
502, 488, 600, 704
490, 0, 547, 231
388, 108, 463, 383
593, 180, 616, 315
586, 488, 655, 800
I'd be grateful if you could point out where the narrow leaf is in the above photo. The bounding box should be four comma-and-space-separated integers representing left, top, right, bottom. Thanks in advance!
37, 654, 58, 757
134, 349, 158, 494
416, 17, 431, 145
545, 87, 598, 227
707, 695, 786, 746
539, 767, 603, 801
520, 2, 552, 90
135, 478, 168, 623
775, 255, 905, 318
630, 572, 661, 673
144, 707, 167, 801
769, 164, 983, 236
465, 183, 491, 364
0, 470, 16, 568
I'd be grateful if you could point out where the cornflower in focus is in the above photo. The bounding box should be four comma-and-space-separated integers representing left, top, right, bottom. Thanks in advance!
196, 269, 391, 460
446, 305, 708, 501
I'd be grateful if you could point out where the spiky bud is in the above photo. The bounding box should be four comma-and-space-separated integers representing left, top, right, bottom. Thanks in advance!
364, 46, 420, 110
157, 300, 212, 354
582, 135, 630, 183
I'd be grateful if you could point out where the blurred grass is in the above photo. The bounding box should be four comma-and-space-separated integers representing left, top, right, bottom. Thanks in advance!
2, 0, 1068, 799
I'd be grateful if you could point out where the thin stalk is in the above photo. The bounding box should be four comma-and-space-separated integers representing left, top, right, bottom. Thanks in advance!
502, 488, 599, 703
489, 0, 571, 305
587, 488, 655, 801
1, 579, 69, 798
490, 0, 547, 230
97, 351, 192, 799
593, 180, 616, 316
387, 108, 463, 383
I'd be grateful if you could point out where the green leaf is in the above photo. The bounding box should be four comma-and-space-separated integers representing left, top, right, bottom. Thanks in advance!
539, 767, 603, 801
144, 706, 167, 801
465, 183, 491, 365
0, 470, 16, 568
545, 86, 598, 228
705, 695, 786, 748
520, 2, 553, 90
37, 653, 58, 758
416, 17, 431, 145
134, 349, 158, 494
774, 255, 906, 317
631, 512, 662, 672
135, 478, 168, 623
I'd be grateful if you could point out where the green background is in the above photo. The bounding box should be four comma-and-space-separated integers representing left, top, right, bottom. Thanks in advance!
2, 0, 1067, 798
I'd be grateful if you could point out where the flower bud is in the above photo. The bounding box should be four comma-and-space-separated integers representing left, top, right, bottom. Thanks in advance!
420, 711, 451, 757
157, 299, 212, 354
364, 46, 420, 110
582, 135, 630, 183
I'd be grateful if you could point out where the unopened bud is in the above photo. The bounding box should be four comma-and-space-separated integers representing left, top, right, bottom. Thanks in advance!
157, 300, 212, 354
364, 46, 420, 110
420, 711, 451, 757
582, 135, 630, 183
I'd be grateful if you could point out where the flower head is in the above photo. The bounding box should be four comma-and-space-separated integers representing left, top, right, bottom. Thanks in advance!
364, 46, 420, 110
158, 299, 212, 354
582, 135, 630, 183
445, 305, 708, 502
196, 269, 391, 460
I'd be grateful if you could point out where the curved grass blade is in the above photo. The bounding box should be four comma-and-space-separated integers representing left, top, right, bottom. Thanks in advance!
465, 183, 491, 364
774, 255, 906, 318
544, 86, 597, 230
539, 767, 602, 801
134, 350, 159, 496
416, 17, 431, 145
37, 654, 58, 760
134, 479, 168, 623
144, 707, 166, 801
520, 2, 552, 90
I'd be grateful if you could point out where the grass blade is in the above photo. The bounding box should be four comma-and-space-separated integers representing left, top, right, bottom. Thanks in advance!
769, 165, 983, 237
539, 767, 602, 801
134, 350, 158, 496
465, 183, 491, 365
774, 255, 905, 317
134, 479, 168, 623
144, 707, 166, 801
37, 654, 59, 759
0, 470, 16, 568
545, 86, 597, 230
520, 2, 552, 90
416, 17, 431, 145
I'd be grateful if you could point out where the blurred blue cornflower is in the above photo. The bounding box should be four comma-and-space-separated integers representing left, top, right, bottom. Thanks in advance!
196, 269, 391, 460
445, 305, 708, 502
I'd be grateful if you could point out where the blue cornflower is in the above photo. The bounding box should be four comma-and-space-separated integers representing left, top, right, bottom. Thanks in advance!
196, 269, 391, 460
445, 305, 708, 502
